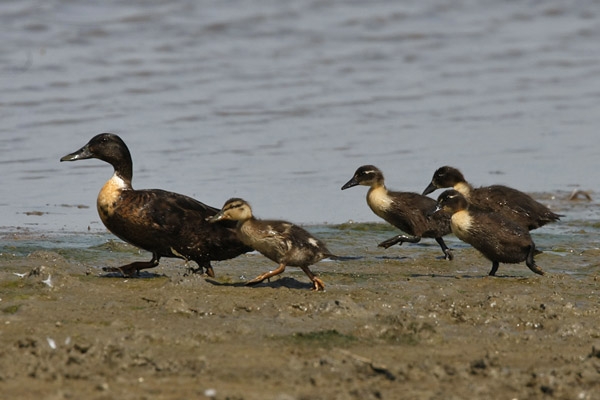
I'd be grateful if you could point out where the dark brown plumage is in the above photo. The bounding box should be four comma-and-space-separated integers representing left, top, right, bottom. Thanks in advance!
341, 165, 453, 260
60, 133, 251, 277
208, 198, 332, 291
434, 189, 544, 276
423, 166, 561, 230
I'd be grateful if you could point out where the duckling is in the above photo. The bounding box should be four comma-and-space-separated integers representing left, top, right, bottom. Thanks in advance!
208, 198, 333, 291
60, 133, 251, 277
341, 165, 453, 260
423, 166, 561, 230
434, 190, 544, 276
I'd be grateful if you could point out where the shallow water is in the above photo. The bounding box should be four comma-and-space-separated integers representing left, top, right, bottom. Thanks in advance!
0, 1, 598, 275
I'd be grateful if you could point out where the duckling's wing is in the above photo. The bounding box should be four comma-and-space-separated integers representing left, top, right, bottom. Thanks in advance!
474, 185, 560, 229
465, 210, 533, 263
386, 191, 450, 237
252, 221, 329, 255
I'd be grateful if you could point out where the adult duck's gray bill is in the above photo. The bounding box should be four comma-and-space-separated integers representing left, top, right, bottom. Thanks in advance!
206, 211, 226, 223
60, 143, 94, 162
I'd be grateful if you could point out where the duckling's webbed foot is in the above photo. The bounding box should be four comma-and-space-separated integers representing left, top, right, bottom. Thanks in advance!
300, 266, 325, 291
435, 237, 454, 260
103, 256, 160, 277
246, 263, 286, 286
378, 235, 421, 249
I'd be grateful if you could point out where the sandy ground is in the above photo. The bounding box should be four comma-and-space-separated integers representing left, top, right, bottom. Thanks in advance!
0, 240, 599, 400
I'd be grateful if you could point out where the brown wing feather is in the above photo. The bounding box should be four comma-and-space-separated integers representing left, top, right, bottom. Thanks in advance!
460, 210, 533, 264
472, 185, 560, 229
383, 191, 451, 238
103, 189, 251, 263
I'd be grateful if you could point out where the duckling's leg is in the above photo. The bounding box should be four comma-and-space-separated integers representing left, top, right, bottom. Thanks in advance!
246, 263, 286, 286
300, 266, 325, 291
488, 261, 500, 276
103, 254, 160, 277
435, 237, 454, 260
525, 245, 545, 276
378, 235, 421, 249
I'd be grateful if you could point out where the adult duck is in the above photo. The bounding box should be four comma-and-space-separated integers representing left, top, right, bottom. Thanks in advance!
60, 133, 250, 277
341, 165, 453, 260
208, 198, 333, 291
434, 190, 544, 276
423, 166, 561, 230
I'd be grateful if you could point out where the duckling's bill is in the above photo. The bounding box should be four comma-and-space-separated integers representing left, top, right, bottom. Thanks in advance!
341, 177, 359, 190
422, 181, 438, 196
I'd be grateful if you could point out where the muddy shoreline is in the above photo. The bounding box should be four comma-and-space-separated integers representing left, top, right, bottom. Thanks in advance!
1, 238, 599, 399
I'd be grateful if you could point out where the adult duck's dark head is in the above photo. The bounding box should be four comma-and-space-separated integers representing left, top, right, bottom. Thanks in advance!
422, 166, 466, 195
60, 133, 133, 183
341, 165, 385, 190
433, 189, 469, 215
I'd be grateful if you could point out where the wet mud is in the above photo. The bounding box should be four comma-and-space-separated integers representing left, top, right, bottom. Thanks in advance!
1, 227, 599, 399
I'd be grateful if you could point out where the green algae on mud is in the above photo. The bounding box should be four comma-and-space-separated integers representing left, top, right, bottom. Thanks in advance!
286, 329, 358, 348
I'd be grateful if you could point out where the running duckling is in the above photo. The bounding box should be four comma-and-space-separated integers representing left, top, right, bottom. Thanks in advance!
208, 198, 333, 291
60, 133, 251, 277
423, 166, 561, 230
433, 190, 544, 276
341, 165, 453, 260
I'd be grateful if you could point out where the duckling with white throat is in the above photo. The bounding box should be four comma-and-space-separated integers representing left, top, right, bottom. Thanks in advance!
208, 198, 333, 291
434, 189, 544, 276
60, 133, 251, 277
341, 165, 453, 260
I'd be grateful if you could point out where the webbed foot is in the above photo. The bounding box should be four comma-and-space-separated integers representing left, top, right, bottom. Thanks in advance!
103, 259, 159, 277
443, 248, 454, 261
378, 235, 421, 249
311, 277, 325, 291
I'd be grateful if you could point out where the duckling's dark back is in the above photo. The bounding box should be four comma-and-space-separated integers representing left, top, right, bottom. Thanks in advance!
469, 185, 561, 230
239, 218, 332, 267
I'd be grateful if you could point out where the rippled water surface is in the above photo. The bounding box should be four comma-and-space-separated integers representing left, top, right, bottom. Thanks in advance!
1, 1, 598, 266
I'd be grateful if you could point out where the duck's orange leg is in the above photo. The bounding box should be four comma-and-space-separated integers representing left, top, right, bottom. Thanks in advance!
300, 266, 325, 291
246, 263, 286, 285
